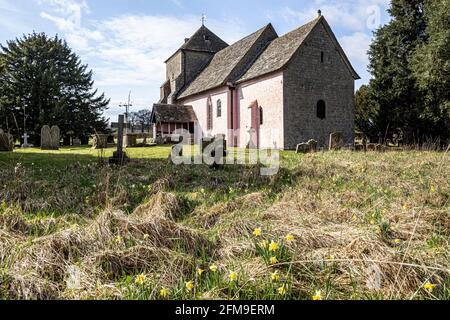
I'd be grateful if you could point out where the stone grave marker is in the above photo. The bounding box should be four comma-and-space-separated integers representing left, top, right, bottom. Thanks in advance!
329, 132, 344, 150
0, 129, 13, 151
41, 125, 60, 150
109, 115, 129, 165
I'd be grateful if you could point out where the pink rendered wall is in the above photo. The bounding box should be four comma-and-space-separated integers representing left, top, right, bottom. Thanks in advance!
178, 87, 229, 139
236, 72, 284, 149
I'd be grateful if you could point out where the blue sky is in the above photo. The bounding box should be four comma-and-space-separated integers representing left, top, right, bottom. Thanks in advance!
0, 0, 391, 121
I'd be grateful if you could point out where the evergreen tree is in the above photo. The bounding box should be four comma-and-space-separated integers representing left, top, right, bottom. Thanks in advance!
0, 32, 109, 145
355, 85, 379, 137
368, 0, 449, 143
412, 0, 450, 140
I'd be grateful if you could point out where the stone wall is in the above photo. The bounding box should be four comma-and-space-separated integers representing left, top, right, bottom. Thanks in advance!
283, 21, 356, 150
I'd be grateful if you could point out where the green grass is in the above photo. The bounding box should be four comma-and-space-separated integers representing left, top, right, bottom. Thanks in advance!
0, 146, 449, 300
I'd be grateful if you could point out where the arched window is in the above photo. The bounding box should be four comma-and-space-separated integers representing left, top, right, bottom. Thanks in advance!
217, 99, 222, 118
259, 107, 264, 125
207, 97, 213, 130
317, 100, 326, 119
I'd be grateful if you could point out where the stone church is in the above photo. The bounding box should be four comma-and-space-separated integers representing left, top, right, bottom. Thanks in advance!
151, 13, 360, 150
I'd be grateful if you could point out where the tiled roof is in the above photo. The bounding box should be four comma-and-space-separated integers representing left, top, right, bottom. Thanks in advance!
165, 25, 228, 62
151, 104, 198, 123
239, 17, 360, 82
177, 24, 277, 99
237, 18, 319, 83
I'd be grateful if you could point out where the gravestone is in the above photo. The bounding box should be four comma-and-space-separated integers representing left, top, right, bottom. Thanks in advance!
41, 125, 60, 150
41, 126, 52, 149
92, 134, 108, 149
0, 129, 13, 151
109, 115, 129, 165
21, 133, 33, 149
50, 126, 60, 150
202, 134, 227, 169
126, 134, 138, 147
329, 132, 344, 150
72, 138, 82, 146
296, 139, 318, 154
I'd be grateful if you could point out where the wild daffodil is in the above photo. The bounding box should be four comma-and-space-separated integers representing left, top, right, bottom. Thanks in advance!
259, 240, 269, 249
143, 234, 150, 240
197, 268, 205, 276
114, 235, 123, 244
159, 287, 170, 298
312, 290, 323, 300
135, 274, 147, 286
229, 271, 238, 282
185, 281, 194, 292
285, 234, 295, 242
423, 282, 437, 292
270, 256, 279, 265
271, 271, 280, 282
253, 228, 262, 237
269, 241, 279, 252
209, 264, 218, 273
394, 239, 402, 244
278, 286, 287, 296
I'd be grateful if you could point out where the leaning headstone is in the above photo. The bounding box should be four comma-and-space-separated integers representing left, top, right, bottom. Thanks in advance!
329, 132, 344, 150
0, 129, 13, 151
296, 139, 318, 154
296, 142, 311, 154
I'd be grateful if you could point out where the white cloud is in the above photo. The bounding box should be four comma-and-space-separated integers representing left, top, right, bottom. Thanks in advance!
35, 0, 249, 118
339, 32, 372, 65
277, 0, 390, 32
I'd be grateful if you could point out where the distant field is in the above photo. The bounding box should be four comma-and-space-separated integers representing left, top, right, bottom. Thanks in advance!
0, 147, 448, 300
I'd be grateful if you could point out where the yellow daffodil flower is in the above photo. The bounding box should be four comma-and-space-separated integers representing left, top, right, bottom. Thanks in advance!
270, 256, 279, 265
185, 281, 194, 292
278, 286, 286, 295
135, 274, 147, 286
285, 234, 295, 242
209, 264, 218, 273
159, 287, 170, 298
423, 282, 437, 292
197, 268, 205, 276
229, 271, 238, 282
269, 241, 279, 252
271, 271, 280, 282
253, 228, 262, 237
312, 290, 323, 300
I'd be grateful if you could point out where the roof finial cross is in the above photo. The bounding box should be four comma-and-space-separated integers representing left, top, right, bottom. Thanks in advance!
201, 13, 207, 26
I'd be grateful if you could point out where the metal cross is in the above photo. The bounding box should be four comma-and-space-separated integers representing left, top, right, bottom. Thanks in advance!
201, 13, 207, 26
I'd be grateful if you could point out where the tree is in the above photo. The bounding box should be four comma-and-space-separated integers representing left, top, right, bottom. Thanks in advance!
368, 0, 450, 144
135, 110, 152, 133
412, 0, 450, 140
355, 85, 379, 138
0, 32, 109, 145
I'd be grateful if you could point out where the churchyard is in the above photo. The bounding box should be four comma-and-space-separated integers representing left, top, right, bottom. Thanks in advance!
0, 145, 448, 300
